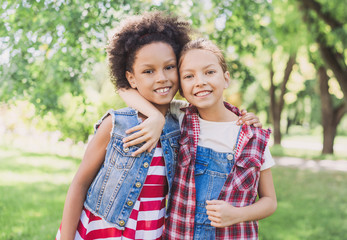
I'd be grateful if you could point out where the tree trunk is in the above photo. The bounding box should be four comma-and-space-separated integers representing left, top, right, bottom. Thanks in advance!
318, 66, 347, 154
269, 53, 296, 145
318, 66, 335, 154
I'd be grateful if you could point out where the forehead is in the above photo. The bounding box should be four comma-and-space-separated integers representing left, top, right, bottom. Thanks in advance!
135, 42, 176, 62
180, 49, 220, 70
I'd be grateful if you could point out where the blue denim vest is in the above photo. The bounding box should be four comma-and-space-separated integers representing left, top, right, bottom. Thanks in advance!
84, 108, 180, 230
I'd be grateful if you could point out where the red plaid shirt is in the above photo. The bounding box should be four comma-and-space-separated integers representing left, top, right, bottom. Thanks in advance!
164, 102, 271, 240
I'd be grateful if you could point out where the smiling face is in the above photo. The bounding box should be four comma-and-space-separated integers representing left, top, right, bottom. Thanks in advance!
126, 42, 179, 114
179, 49, 230, 112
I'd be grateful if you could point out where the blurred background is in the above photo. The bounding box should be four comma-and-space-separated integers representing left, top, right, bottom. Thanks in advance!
0, 0, 346, 239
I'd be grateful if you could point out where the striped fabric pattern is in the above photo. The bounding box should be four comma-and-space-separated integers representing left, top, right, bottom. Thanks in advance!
56, 144, 168, 240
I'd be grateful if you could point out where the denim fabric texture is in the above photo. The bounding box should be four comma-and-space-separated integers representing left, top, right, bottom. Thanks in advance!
84, 108, 180, 230
193, 146, 235, 239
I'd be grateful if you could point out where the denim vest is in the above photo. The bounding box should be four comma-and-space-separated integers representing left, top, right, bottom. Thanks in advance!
84, 108, 180, 230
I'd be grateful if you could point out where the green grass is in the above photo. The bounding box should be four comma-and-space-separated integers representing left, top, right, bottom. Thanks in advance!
1, 146, 347, 239
260, 167, 347, 240
0, 146, 79, 240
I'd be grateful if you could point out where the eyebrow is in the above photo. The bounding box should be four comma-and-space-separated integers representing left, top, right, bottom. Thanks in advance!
180, 63, 217, 72
139, 58, 176, 68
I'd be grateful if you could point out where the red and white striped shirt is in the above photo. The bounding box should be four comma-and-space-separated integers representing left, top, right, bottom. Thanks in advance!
56, 143, 168, 240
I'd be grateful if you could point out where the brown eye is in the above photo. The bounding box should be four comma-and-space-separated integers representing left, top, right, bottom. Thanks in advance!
166, 65, 176, 70
143, 69, 154, 74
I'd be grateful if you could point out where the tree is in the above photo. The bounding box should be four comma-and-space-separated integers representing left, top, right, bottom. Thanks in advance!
318, 66, 347, 154
297, 0, 347, 153
298, 0, 347, 105
269, 53, 297, 144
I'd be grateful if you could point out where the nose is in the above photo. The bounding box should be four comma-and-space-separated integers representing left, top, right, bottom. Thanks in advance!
156, 70, 168, 83
195, 74, 206, 87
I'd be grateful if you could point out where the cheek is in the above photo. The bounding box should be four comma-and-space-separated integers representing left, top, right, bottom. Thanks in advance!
181, 82, 192, 97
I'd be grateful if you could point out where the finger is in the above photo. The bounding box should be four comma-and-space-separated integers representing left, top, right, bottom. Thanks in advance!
125, 125, 143, 134
240, 109, 247, 115
124, 136, 148, 148
206, 210, 219, 218
210, 221, 222, 228
236, 117, 243, 125
132, 142, 152, 156
253, 122, 262, 128
240, 113, 256, 121
206, 199, 224, 205
245, 118, 258, 125
147, 141, 158, 152
123, 131, 145, 143
208, 214, 221, 223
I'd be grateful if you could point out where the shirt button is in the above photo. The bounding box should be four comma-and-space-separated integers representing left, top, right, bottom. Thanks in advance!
227, 154, 233, 160
143, 162, 149, 168
123, 147, 129, 153
119, 220, 125, 226
127, 200, 133, 206
135, 182, 141, 188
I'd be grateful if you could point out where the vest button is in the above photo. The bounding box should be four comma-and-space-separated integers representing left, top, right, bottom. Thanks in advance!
143, 162, 149, 168
127, 200, 133, 206
119, 220, 125, 226
135, 182, 141, 188
227, 154, 233, 160
123, 147, 129, 153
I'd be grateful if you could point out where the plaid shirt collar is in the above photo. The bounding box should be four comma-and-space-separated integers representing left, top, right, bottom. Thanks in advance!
165, 102, 269, 239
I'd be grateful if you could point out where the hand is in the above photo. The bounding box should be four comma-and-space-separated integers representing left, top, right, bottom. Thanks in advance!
236, 109, 262, 128
122, 113, 165, 156
206, 200, 243, 228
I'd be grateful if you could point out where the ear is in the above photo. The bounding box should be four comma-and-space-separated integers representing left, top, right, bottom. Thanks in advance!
224, 71, 231, 89
126, 71, 137, 89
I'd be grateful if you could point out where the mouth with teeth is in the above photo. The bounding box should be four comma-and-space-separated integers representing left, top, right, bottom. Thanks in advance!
154, 87, 171, 95
194, 90, 212, 97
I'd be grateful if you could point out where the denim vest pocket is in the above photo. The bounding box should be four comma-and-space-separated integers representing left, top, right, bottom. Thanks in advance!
112, 138, 139, 169
233, 157, 261, 191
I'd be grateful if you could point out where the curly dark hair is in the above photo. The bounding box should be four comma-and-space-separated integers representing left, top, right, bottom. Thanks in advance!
107, 11, 192, 90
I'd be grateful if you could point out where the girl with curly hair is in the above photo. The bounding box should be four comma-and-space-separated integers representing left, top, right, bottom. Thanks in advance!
56, 11, 191, 240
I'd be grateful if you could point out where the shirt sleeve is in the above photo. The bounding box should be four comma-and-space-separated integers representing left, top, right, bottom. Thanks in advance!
260, 145, 275, 171
170, 100, 188, 127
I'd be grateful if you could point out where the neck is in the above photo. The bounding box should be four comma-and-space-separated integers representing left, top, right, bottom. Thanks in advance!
153, 103, 169, 116
197, 103, 238, 122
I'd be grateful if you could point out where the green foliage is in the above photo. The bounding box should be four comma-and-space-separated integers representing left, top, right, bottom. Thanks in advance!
1, 0, 346, 143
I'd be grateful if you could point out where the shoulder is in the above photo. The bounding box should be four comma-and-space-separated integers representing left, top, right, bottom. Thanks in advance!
111, 107, 138, 116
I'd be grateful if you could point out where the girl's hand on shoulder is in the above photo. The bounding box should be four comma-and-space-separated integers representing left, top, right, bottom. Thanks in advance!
206, 200, 243, 228
237, 109, 262, 128
123, 112, 165, 156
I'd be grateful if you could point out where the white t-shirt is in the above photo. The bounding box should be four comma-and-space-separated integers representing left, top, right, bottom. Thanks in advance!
170, 100, 275, 171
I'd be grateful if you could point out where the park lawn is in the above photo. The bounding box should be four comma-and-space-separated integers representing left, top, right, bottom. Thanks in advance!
1, 146, 347, 239
0, 146, 79, 240
260, 166, 347, 240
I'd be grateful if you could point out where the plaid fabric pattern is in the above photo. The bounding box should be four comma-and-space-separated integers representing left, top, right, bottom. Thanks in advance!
164, 102, 271, 240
